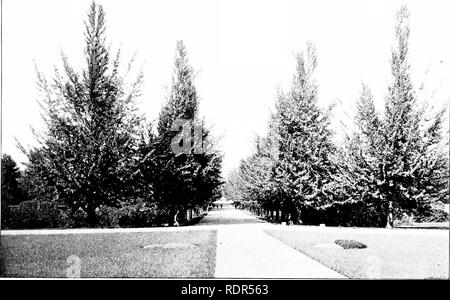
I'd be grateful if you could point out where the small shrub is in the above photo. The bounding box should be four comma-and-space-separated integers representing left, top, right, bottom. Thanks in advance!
118, 204, 139, 227
96, 205, 120, 228
335, 239, 367, 249
416, 208, 449, 223
71, 208, 89, 228
118, 203, 163, 228
56, 209, 76, 228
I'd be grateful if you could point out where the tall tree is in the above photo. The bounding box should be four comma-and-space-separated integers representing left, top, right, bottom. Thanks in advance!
239, 137, 275, 212
23, 2, 143, 225
223, 112, 279, 215
379, 6, 448, 226
151, 41, 222, 225
332, 85, 386, 222
274, 44, 336, 224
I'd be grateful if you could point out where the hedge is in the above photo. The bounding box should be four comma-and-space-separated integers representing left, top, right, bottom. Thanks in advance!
1, 201, 173, 229
301, 201, 387, 227
1, 200, 63, 229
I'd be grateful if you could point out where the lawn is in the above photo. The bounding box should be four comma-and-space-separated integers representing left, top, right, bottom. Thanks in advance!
265, 227, 449, 279
0, 230, 217, 278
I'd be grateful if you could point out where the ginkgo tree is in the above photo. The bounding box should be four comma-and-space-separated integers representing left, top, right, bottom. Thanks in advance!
146, 41, 223, 225
23, 2, 143, 225
273, 44, 336, 224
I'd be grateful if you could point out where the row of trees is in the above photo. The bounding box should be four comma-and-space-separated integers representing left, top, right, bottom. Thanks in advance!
1, 2, 223, 228
224, 7, 449, 227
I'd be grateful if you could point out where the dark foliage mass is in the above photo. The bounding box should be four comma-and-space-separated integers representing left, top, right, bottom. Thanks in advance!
1, 154, 25, 207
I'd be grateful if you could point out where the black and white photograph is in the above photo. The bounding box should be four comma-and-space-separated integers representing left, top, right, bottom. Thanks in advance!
0, 0, 449, 284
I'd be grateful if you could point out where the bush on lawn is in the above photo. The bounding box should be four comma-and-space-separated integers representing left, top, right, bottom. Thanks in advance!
56, 209, 77, 228
118, 203, 167, 228
66, 208, 89, 228
334, 239, 367, 249
415, 207, 449, 223
96, 205, 121, 228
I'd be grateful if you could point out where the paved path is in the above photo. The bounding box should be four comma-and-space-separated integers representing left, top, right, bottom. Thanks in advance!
199, 208, 346, 278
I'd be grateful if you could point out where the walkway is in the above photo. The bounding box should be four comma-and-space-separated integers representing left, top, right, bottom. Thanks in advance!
199, 208, 346, 278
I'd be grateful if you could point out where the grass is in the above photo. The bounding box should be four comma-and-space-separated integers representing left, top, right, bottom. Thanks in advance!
265, 227, 449, 279
0, 230, 217, 278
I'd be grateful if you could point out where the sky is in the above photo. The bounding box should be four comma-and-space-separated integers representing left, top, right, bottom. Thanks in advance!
1, 0, 450, 176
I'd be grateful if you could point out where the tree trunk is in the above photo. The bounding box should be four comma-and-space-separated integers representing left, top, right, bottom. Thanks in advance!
275, 209, 280, 222
86, 206, 97, 227
386, 201, 394, 228
295, 207, 303, 225
173, 209, 180, 227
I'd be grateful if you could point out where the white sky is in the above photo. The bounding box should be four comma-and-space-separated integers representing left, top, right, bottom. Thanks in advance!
1, 0, 450, 176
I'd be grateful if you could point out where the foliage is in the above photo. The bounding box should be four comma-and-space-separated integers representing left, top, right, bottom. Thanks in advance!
118, 202, 168, 228
8, 3, 447, 229
146, 40, 223, 225
22, 2, 143, 226
1, 200, 61, 229
334, 6, 449, 227
95, 205, 121, 228
1, 154, 25, 207
224, 6, 448, 228
225, 125, 279, 213
414, 207, 449, 223
225, 44, 336, 224
19, 148, 56, 203
273, 44, 336, 223
5, 3, 224, 230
